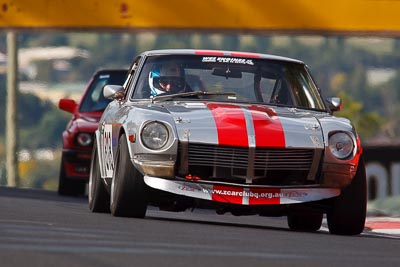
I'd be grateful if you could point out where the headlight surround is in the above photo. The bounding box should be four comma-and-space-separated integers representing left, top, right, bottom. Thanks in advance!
328, 132, 354, 159
76, 133, 92, 146
141, 121, 169, 150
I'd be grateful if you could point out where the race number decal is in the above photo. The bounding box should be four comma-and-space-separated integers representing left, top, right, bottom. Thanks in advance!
101, 124, 114, 177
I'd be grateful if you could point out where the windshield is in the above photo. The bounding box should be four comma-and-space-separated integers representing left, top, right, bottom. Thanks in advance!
79, 71, 127, 112
131, 55, 326, 110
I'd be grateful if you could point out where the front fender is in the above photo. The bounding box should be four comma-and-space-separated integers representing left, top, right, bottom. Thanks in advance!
318, 116, 362, 188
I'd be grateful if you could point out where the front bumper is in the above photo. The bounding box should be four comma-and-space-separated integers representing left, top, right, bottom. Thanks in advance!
62, 149, 92, 179
144, 176, 340, 206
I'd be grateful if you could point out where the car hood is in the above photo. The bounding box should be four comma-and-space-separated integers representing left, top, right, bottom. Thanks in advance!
73, 113, 102, 132
163, 102, 326, 149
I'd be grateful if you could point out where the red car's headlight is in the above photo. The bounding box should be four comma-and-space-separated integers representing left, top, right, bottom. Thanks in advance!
76, 133, 93, 147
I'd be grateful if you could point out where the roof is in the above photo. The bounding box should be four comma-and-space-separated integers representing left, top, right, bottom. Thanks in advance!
140, 49, 304, 64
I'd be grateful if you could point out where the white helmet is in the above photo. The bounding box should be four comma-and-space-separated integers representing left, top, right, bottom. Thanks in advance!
149, 63, 184, 96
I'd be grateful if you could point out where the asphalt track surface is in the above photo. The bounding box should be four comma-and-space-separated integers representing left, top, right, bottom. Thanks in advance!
0, 186, 399, 267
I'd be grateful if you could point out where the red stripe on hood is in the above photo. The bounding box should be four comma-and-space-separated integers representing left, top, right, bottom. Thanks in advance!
248, 105, 286, 148
207, 103, 248, 147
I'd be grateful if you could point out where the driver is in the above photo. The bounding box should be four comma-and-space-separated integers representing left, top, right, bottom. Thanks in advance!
149, 62, 186, 96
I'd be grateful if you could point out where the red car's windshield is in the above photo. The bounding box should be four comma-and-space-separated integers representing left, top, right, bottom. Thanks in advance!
80, 71, 127, 112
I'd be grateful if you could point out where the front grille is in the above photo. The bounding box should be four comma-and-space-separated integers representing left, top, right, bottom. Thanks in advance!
188, 145, 249, 169
178, 143, 319, 185
254, 149, 313, 170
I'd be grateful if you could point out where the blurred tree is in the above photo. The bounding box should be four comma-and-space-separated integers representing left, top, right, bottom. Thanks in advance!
336, 91, 384, 139
199, 34, 217, 49
29, 159, 60, 190
18, 156, 60, 190
18, 159, 37, 187
18, 92, 54, 128
19, 108, 69, 149
154, 33, 191, 49
259, 36, 273, 54
221, 35, 240, 51
20, 33, 69, 47
1, 88, 68, 150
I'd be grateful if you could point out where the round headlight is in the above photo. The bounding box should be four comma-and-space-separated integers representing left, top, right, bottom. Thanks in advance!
141, 122, 169, 150
76, 133, 92, 146
328, 132, 354, 159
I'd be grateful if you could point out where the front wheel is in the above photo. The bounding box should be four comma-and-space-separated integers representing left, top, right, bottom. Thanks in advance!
327, 156, 367, 235
110, 133, 148, 218
287, 211, 323, 232
88, 140, 110, 213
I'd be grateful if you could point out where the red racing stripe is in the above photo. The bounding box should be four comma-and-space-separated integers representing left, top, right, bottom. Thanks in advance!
195, 50, 225, 56
211, 185, 243, 204
230, 52, 261, 58
248, 105, 286, 148
207, 103, 248, 147
210, 186, 281, 205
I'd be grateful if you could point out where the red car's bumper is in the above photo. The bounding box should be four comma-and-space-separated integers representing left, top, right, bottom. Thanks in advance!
61, 149, 92, 180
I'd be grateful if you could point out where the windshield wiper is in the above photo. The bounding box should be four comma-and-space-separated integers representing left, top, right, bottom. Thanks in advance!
151, 91, 236, 102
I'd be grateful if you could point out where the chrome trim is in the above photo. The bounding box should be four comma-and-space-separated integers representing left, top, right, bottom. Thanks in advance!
243, 108, 256, 183
178, 140, 189, 175
307, 149, 323, 181
174, 176, 327, 188
247, 147, 255, 183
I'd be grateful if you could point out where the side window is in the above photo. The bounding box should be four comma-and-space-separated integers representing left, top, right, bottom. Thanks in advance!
131, 59, 153, 99
290, 73, 317, 109
268, 79, 294, 105
124, 56, 141, 96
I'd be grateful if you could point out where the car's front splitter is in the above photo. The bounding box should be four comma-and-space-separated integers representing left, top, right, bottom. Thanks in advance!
144, 176, 340, 205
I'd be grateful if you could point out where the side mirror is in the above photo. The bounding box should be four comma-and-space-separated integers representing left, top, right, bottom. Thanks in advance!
326, 97, 342, 113
103, 85, 125, 100
58, 99, 77, 114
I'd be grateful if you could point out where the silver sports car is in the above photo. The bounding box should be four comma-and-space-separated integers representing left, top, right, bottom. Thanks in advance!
89, 49, 366, 235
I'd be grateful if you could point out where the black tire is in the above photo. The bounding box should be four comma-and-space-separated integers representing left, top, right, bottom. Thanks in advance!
89, 140, 110, 213
327, 156, 367, 235
110, 133, 148, 218
287, 211, 323, 232
58, 155, 86, 196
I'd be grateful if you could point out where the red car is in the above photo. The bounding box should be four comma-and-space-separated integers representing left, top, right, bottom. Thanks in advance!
58, 69, 127, 196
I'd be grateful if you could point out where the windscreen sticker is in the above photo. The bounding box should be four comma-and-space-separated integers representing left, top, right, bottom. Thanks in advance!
202, 57, 254, 65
